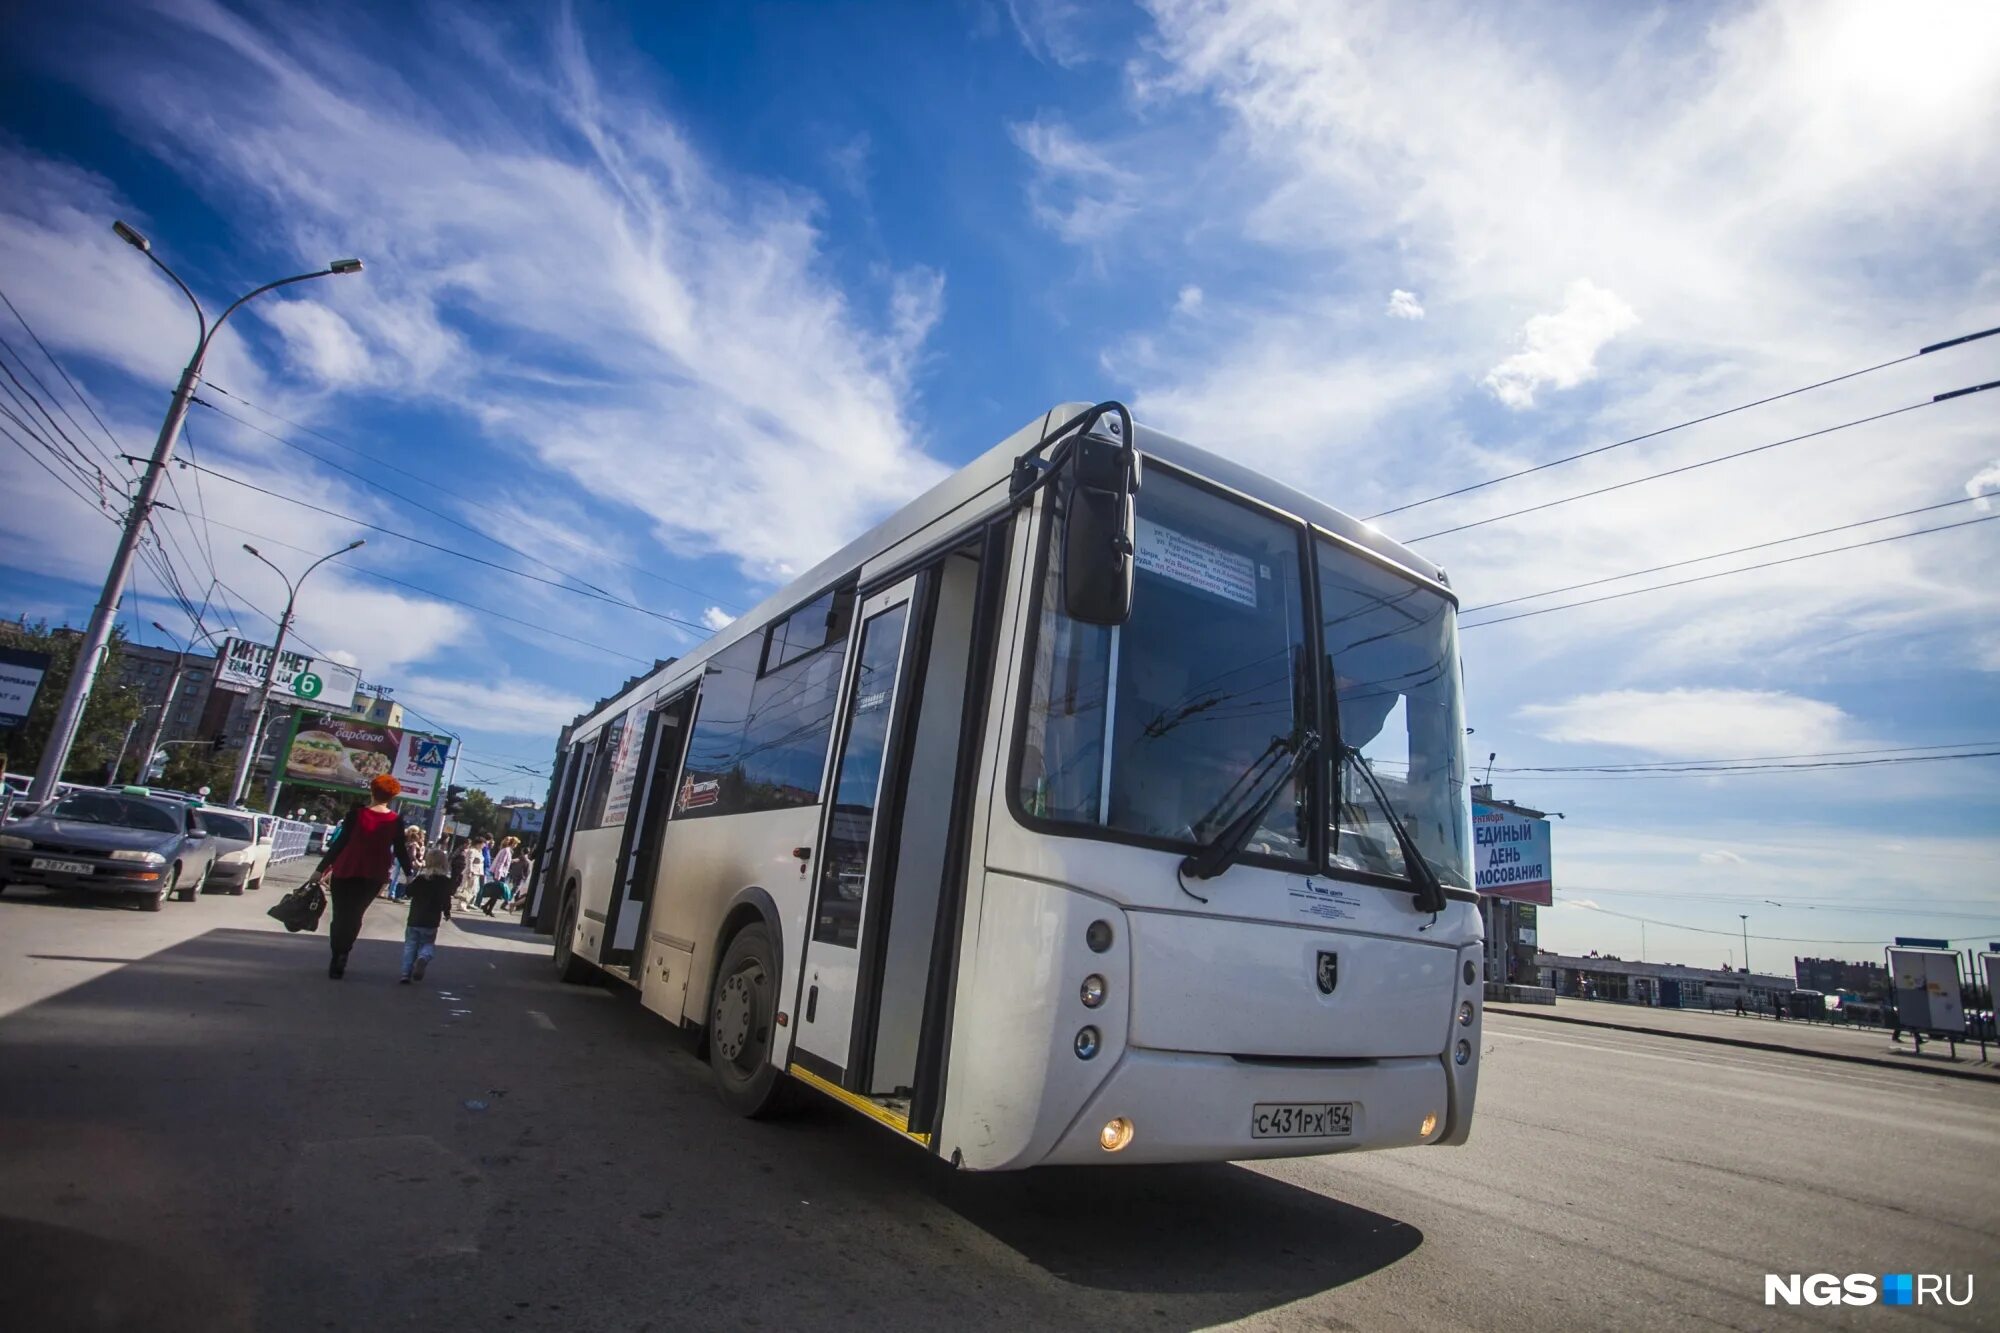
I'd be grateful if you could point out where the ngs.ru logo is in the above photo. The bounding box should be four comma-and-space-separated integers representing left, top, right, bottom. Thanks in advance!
1765, 1273, 1975, 1307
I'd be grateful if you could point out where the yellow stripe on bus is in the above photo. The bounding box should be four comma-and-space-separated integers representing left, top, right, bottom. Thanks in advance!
788, 1064, 931, 1146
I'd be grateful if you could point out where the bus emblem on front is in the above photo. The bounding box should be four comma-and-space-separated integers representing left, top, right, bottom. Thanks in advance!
1316, 951, 1339, 995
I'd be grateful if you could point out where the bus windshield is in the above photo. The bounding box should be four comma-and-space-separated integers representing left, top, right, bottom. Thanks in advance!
1319, 540, 1470, 889
1017, 469, 1312, 863
1016, 468, 1469, 888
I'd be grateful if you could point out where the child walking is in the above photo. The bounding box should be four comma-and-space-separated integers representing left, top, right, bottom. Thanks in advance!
400, 847, 455, 984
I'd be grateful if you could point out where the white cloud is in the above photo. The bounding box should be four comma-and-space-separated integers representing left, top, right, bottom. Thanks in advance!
36, 2, 950, 585
1003, 0, 1089, 68
1008, 116, 1138, 244
1385, 289, 1424, 320
1518, 688, 1854, 758
701, 606, 732, 631
396, 673, 591, 735
1697, 848, 1748, 866
1108, 0, 2000, 679
1968, 459, 2000, 511
261, 300, 372, 383
1175, 284, 1203, 315
1481, 280, 1637, 409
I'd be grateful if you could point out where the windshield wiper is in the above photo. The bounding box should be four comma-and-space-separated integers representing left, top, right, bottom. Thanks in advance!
1338, 744, 1448, 913
1180, 728, 1319, 882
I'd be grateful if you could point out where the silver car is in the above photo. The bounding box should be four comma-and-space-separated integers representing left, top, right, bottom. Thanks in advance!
0, 788, 221, 910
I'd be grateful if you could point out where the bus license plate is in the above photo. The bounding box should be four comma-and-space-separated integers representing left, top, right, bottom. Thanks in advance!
31, 857, 92, 875
1252, 1102, 1353, 1139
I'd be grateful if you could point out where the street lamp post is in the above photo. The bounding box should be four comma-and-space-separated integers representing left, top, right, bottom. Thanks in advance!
27, 222, 362, 803
228, 540, 364, 807
1740, 914, 1751, 976
136, 618, 232, 787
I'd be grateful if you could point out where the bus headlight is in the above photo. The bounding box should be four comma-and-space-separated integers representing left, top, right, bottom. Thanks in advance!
1458, 1001, 1475, 1026
1463, 960, 1477, 986
1099, 1117, 1134, 1152
1085, 919, 1114, 953
1455, 1039, 1472, 1066
1080, 975, 1107, 1008
1074, 1026, 1101, 1060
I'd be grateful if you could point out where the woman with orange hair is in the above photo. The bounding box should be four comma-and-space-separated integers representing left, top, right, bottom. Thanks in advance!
309, 773, 419, 979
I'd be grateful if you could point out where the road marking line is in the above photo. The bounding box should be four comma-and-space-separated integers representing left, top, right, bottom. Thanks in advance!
528, 1010, 555, 1030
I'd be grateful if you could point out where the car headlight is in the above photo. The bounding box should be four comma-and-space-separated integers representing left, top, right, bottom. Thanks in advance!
0, 833, 32, 849
109, 850, 167, 864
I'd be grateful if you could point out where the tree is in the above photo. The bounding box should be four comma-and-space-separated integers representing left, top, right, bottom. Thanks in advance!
457, 787, 511, 842
0, 618, 146, 784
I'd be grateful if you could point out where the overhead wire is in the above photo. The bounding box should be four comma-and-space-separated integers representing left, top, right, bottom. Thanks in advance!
188, 510, 653, 665
191, 392, 631, 604
1494, 739, 2000, 773
1560, 900, 2000, 947
1459, 492, 1997, 615
197, 384, 742, 611
1366, 322, 1999, 521
1458, 509, 2000, 629
1407, 383, 1998, 545
164, 452, 714, 634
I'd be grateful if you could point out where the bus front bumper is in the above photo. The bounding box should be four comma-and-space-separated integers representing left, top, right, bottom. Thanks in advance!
1033, 1047, 1459, 1166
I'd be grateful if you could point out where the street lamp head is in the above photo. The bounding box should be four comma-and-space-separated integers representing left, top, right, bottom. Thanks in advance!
345, 539, 366, 551
242, 543, 261, 557
151, 621, 172, 636
112, 220, 152, 253
328, 258, 364, 275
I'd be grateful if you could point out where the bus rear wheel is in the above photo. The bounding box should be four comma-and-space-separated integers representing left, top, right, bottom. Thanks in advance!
708, 923, 794, 1118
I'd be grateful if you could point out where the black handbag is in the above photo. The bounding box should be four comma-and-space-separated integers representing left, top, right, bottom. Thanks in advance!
268, 880, 327, 933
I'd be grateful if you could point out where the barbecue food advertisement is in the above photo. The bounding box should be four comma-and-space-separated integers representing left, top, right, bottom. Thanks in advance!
279, 712, 449, 805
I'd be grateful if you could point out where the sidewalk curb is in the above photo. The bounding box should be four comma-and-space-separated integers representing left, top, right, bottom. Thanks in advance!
1486, 1006, 2000, 1085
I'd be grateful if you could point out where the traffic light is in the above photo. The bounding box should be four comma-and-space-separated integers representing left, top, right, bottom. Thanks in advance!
445, 785, 466, 815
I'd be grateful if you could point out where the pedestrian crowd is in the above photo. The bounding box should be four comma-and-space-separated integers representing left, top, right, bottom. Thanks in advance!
302, 775, 533, 984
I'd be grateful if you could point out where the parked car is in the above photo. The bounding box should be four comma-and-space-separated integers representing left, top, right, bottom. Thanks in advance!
306, 821, 335, 853
199, 806, 272, 895
0, 787, 220, 910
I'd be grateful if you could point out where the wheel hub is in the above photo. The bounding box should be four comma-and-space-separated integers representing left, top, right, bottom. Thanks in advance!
714, 968, 760, 1064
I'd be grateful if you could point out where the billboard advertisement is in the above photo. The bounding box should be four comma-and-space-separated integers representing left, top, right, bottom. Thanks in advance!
279, 711, 450, 806
1888, 947, 1965, 1035
0, 645, 50, 731
215, 636, 361, 712
1473, 799, 1553, 904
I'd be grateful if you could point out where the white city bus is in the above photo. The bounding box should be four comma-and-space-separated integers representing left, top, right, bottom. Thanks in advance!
532, 402, 1482, 1169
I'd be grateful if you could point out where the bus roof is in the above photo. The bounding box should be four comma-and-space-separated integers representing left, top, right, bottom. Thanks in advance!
567, 402, 1448, 738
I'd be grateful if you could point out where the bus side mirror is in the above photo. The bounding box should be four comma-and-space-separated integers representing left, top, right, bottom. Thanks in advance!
1062, 430, 1139, 627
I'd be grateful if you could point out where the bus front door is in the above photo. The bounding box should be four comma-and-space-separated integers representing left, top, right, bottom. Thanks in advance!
792, 575, 922, 1084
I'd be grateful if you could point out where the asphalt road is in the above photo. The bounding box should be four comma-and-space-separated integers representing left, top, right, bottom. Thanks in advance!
1, 866, 1994, 1332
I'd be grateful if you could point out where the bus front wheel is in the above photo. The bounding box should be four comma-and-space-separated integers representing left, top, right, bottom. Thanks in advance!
708, 923, 794, 1118
554, 888, 593, 985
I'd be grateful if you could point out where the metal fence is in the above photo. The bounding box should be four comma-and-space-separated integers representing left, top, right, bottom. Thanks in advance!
268, 818, 313, 864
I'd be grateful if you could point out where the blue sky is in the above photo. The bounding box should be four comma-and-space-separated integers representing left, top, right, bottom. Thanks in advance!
2, 0, 1996, 966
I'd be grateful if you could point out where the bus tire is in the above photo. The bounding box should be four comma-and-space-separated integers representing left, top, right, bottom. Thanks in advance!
707, 923, 794, 1118
554, 887, 594, 986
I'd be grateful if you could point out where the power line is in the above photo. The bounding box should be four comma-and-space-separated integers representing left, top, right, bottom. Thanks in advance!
0, 284, 127, 467
1460, 492, 1995, 615
189, 510, 653, 665
198, 383, 742, 611
1406, 380, 1996, 544
1472, 752, 2000, 781
157, 453, 714, 635
1562, 901, 2000, 946
1459, 510, 2000, 629
0, 420, 114, 516
1365, 323, 1999, 521
1494, 739, 2000, 773
192, 392, 634, 604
